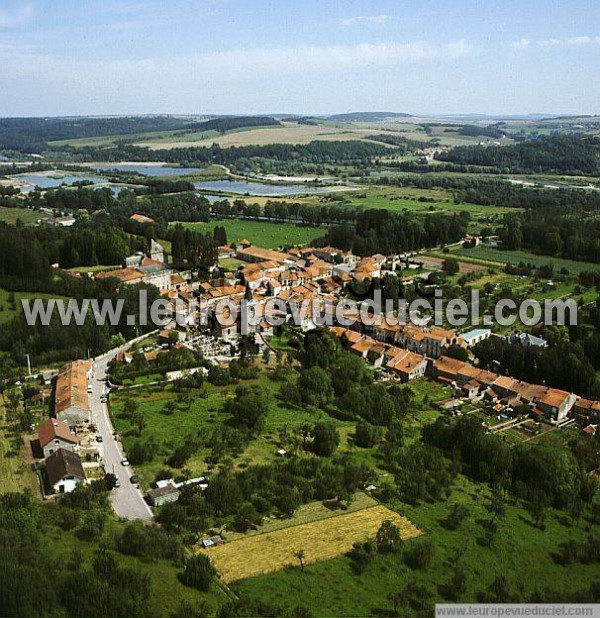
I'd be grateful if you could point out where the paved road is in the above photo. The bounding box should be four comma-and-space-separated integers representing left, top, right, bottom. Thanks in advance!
91, 351, 154, 521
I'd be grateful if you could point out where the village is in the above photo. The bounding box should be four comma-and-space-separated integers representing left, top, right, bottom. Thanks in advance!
26, 220, 599, 510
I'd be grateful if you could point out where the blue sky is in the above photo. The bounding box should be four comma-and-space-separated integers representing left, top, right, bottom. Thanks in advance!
1, 0, 599, 116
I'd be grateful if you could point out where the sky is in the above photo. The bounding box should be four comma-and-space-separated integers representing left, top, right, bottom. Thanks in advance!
1, 0, 599, 116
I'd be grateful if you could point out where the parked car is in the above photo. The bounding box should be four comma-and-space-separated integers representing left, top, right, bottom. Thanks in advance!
130, 474, 139, 485
100, 395, 107, 403
96, 435, 103, 443
121, 457, 130, 466
114, 477, 121, 488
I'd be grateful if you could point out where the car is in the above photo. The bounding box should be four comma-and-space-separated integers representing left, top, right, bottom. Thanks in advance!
114, 477, 121, 488
130, 474, 139, 485
121, 457, 130, 466
96, 435, 103, 443
100, 395, 107, 403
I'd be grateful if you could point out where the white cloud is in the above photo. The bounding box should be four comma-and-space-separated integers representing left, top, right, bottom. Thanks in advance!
340, 15, 391, 27
510, 38, 530, 49
511, 35, 600, 50
0, 2, 32, 28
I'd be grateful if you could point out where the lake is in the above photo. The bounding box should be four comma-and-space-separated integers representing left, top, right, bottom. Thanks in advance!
9, 172, 107, 192
94, 164, 203, 177
194, 179, 334, 196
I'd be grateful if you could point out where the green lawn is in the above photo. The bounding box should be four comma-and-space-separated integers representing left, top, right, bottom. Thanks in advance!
177, 220, 324, 249
0, 206, 41, 225
233, 475, 600, 616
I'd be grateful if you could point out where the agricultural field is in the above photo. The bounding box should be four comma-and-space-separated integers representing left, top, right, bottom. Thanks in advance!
141, 122, 385, 149
0, 206, 40, 225
453, 245, 600, 274
203, 503, 421, 583
178, 219, 324, 249
233, 475, 600, 616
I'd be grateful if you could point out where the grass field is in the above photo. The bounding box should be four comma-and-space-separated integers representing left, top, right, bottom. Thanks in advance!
41, 515, 224, 616
233, 475, 600, 616
178, 219, 324, 249
109, 373, 355, 487
203, 503, 421, 583
0, 206, 40, 225
0, 289, 65, 325
453, 245, 600, 274
0, 399, 38, 495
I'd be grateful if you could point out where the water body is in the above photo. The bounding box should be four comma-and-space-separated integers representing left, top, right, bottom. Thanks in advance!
194, 179, 334, 196
10, 172, 107, 192
94, 164, 202, 177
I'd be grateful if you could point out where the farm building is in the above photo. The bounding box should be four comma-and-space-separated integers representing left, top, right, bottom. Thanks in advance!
54, 360, 91, 427
147, 484, 180, 507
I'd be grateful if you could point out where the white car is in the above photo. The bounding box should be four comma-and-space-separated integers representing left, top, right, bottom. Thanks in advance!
121, 457, 130, 466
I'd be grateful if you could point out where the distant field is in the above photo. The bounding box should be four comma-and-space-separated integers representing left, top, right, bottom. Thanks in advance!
178, 219, 324, 248
0, 289, 64, 325
203, 504, 421, 583
142, 122, 384, 149
453, 246, 600, 274
0, 206, 40, 225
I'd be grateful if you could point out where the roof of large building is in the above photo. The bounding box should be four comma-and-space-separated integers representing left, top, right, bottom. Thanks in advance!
38, 418, 78, 448
236, 246, 290, 263
54, 360, 90, 415
45, 448, 85, 486
95, 267, 145, 283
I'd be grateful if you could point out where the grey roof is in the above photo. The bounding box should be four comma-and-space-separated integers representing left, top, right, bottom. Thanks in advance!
45, 448, 85, 486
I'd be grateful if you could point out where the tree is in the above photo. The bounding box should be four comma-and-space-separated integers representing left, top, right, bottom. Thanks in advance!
405, 539, 435, 570
376, 519, 402, 554
179, 554, 216, 592
312, 420, 340, 457
298, 366, 333, 408
294, 549, 306, 572
442, 257, 460, 275
443, 503, 470, 530
347, 540, 375, 574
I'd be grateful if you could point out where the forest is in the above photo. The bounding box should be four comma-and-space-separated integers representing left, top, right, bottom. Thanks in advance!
436, 135, 600, 175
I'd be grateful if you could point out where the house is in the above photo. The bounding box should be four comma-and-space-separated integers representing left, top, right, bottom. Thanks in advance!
129, 213, 155, 224
236, 246, 289, 264
38, 418, 78, 457
572, 398, 600, 424
534, 388, 577, 423
387, 351, 428, 382
41, 215, 76, 227
461, 328, 491, 347
54, 360, 91, 427
508, 332, 548, 348
147, 483, 180, 507
45, 448, 86, 494
462, 380, 482, 400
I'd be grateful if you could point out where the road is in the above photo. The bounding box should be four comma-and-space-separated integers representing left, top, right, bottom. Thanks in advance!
91, 349, 154, 521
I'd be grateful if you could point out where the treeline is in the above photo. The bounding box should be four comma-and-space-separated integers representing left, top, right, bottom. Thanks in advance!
0, 115, 190, 152
187, 115, 280, 133
497, 208, 600, 262
0, 221, 134, 284
319, 209, 469, 256
437, 135, 600, 175
54, 140, 390, 175
473, 336, 600, 398
423, 416, 597, 509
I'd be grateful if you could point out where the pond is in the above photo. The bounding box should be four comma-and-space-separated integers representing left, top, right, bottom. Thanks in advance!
194, 179, 335, 196
93, 164, 203, 177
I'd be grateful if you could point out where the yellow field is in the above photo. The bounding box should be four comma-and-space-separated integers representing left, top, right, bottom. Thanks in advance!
141, 122, 384, 150
202, 504, 421, 583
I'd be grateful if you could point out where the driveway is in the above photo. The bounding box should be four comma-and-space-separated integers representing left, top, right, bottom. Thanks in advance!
91, 348, 154, 521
